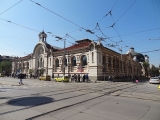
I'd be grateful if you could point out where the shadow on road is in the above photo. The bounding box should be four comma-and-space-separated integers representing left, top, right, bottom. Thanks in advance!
7, 96, 54, 106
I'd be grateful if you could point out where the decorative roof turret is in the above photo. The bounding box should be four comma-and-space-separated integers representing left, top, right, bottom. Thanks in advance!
38, 31, 47, 43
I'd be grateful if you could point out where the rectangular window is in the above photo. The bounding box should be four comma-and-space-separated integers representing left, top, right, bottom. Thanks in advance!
92, 52, 94, 63
50, 58, 51, 66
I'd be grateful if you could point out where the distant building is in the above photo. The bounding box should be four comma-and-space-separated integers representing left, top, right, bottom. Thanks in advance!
0, 55, 14, 62
127, 47, 149, 76
12, 31, 142, 81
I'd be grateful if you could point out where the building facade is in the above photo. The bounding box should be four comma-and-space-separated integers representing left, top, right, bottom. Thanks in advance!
12, 31, 142, 82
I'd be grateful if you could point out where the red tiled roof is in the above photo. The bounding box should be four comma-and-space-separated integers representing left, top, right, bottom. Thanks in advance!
21, 54, 32, 59
60, 42, 91, 51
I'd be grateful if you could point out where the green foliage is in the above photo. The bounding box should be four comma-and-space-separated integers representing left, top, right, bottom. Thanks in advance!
39, 68, 44, 76
143, 62, 149, 77
29, 69, 34, 74
149, 67, 159, 77
0, 61, 12, 74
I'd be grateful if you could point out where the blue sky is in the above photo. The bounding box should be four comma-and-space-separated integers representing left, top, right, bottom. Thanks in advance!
0, 0, 160, 67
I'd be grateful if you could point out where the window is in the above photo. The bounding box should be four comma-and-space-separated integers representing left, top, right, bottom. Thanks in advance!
72, 56, 76, 66
40, 58, 42, 67
90, 44, 94, 51
65, 58, 67, 66
92, 52, 94, 63
82, 55, 87, 66
102, 56, 106, 65
50, 58, 51, 66
55, 59, 59, 67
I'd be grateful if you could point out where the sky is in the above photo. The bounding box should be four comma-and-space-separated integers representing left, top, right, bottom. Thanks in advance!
0, 0, 160, 67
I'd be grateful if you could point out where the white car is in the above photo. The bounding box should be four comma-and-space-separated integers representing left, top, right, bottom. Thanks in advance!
149, 77, 160, 84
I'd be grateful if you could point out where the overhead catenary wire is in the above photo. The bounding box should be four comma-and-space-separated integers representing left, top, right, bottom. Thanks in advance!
30, 0, 85, 31
98, 0, 119, 23
151, 0, 160, 34
141, 49, 160, 53
0, 40, 26, 54
109, 28, 160, 38
109, 12, 127, 48
30, 0, 101, 39
114, 0, 137, 24
0, 0, 23, 16
0, 18, 40, 32
96, 23, 116, 43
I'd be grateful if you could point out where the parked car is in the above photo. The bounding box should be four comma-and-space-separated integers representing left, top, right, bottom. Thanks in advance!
39, 75, 51, 81
149, 77, 160, 84
0, 73, 5, 77
54, 76, 69, 82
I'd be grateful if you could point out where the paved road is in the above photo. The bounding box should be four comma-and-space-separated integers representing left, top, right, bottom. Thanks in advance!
0, 77, 160, 120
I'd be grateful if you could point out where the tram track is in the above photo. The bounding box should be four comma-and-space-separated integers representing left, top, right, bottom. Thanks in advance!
0, 82, 107, 100
0, 82, 127, 103
26, 84, 136, 120
0, 83, 134, 116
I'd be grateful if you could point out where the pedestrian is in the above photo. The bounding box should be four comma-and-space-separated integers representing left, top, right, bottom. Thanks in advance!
135, 76, 138, 84
14, 73, 16, 78
108, 76, 111, 83
85, 74, 89, 82
19, 72, 23, 85
112, 75, 115, 83
30, 73, 32, 79
132, 75, 134, 83
78, 74, 80, 82
83, 74, 85, 82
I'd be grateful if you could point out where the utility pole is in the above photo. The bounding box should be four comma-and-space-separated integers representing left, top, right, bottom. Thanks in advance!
121, 46, 123, 75
55, 36, 66, 77
63, 39, 66, 77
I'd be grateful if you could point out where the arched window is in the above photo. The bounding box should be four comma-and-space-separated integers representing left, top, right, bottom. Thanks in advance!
92, 52, 94, 63
55, 59, 59, 67
72, 56, 76, 66
40, 58, 42, 67
102, 56, 106, 65
50, 58, 51, 66
90, 44, 94, 51
64, 58, 67, 66
82, 55, 87, 66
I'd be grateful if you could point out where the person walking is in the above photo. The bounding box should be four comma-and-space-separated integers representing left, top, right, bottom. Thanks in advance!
78, 74, 80, 82
108, 76, 111, 83
112, 75, 115, 83
85, 74, 89, 83
19, 72, 23, 85
83, 74, 85, 82
132, 75, 134, 83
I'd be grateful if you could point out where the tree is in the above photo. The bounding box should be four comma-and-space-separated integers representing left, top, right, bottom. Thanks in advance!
29, 69, 34, 74
143, 62, 149, 77
0, 61, 12, 74
149, 67, 159, 77
39, 68, 44, 76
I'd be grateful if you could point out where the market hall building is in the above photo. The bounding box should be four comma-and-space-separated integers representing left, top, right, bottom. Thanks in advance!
12, 31, 147, 82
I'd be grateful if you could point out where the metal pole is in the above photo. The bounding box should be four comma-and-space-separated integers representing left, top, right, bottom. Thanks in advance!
63, 39, 66, 77
121, 46, 123, 74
